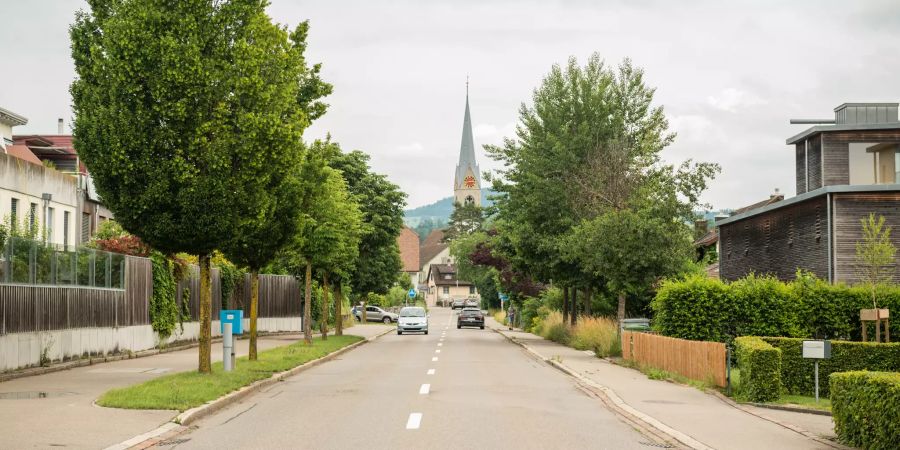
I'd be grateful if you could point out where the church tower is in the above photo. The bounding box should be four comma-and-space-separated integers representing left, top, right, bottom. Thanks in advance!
454, 85, 481, 207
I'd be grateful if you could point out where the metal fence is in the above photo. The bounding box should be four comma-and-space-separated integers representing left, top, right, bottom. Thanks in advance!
0, 237, 126, 288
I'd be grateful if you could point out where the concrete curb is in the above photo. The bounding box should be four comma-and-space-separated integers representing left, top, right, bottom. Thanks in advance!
103, 328, 394, 450
708, 390, 850, 450
490, 327, 708, 450
745, 401, 832, 417
0, 331, 299, 383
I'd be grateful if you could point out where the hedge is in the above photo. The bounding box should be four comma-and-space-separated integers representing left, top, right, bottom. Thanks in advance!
830, 371, 900, 449
652, 272, 900, 344
734, 336, 781, 402
762, 337, 900, 397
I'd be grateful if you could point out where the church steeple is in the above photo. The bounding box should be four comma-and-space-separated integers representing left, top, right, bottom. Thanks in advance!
454, 81, 481, 206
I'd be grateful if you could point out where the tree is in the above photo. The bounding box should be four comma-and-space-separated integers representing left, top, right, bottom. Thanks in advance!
443, 202, 484, 242
71, 0, 319, 372
855, 213, 897, 321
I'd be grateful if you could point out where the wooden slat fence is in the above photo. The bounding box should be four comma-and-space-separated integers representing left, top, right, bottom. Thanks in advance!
622, 331, 727, 387
176, 268, 301, 320
0, 254, 152, 334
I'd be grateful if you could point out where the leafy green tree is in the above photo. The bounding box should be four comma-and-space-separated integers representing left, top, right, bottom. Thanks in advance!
443, 202, 484, 242
71, 0, 322, 372
855, 213, 897, 328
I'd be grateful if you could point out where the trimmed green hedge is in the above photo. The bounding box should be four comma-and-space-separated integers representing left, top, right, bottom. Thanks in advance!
734, 336, 782, 402
830, 371, 900, 449
762, 337, 900, 397
652, 272, 900, 343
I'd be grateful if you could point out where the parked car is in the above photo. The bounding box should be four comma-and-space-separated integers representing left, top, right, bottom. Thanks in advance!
457, 307, 484, 329
354, 305, 399, 324
450, 298, 466, 310
464, 298, 479, 308
397, 306, 428, 335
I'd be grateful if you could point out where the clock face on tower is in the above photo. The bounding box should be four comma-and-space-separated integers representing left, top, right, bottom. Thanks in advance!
464, 175, 476, 188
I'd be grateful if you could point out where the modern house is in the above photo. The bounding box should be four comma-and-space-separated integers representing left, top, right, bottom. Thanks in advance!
425, 263, 477, 306
717, 102, 900, 283
397, 226, 420, 289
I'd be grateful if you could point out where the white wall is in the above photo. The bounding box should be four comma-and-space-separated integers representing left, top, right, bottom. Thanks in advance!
0, 152, 78, 247
0, 317, 302, 372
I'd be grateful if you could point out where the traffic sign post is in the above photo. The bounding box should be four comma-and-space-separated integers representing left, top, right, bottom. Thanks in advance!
407, 288, 416, 306
499, 293, 509, 312
802, 340, 832, 402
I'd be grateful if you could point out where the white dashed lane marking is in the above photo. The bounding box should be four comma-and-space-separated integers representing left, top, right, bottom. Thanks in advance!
419, 384, 431, 394
427, 369, 435, 375
435, 349, 441, 353
438, 343, 443, 346
432, 357, 438, 362
406, 413, 422, 429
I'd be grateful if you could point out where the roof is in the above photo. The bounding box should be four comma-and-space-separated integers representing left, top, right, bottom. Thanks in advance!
786, 122, 900, 145
4, 144, 42, 165
732, 194, 784, 215
694, 195, 783, 247
419, 242, 449, 268
717, 184, 900, 226
0, 107, 27, 127
397, 227, 420, 272
694, 229, 718, 248
427, 264, 474, 286
454, 92, 481, 190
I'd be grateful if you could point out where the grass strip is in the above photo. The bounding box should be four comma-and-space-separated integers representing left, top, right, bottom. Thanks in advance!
97, 335, 363, 411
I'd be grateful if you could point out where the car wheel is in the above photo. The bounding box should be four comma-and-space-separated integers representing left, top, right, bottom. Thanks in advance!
398, 330, 402, 335
383, 317, 392, 324
480, 326, 485, 330
457, 324, 461, 329
424, 330, 428, 335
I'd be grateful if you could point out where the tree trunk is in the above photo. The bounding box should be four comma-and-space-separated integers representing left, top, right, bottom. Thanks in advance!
617, 291, 626, 332
562, 286, 569, 324
249, 270, 259, 361
304, 262, 312, 345
198, 253, 212, 373
320, 273, 329, 340
584, 285, 592, 317
570, 288, 577, 326
334, 282, 343, 336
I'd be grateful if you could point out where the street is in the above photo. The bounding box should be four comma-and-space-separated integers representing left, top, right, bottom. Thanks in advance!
163, 307, 648, 449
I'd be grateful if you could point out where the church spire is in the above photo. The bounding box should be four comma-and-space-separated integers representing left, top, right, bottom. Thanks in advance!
454, 79, 481, 206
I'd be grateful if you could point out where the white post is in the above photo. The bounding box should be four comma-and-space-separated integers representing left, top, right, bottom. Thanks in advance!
223, 322, 234, 372
814, 360, 819, 403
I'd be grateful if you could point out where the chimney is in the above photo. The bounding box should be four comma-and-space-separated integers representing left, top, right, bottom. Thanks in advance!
770, 187, 782, 200
57, 118, 64, 134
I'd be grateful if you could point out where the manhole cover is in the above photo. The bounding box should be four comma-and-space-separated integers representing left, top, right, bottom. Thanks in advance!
0, 391, 77, 400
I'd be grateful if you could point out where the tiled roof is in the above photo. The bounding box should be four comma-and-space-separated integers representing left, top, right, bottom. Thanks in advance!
419, 242, 448, 268
397, 227, 420, 272
428, 264, 473, 286
423, 229, 445, 246
4, 144, 42, 165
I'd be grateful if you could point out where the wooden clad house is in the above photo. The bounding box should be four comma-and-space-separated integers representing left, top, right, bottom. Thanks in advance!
718, 102, 900, 283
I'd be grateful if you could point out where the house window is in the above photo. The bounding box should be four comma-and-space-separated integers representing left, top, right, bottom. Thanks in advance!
442, 286, 449, 294
47, 207, 54, 243
81, 213, 90, 242
469, 286, 475, 294
63, 211, 70, 249
10, 198, 18, 231
29, 203, 37, 231
444, 274, 452, 280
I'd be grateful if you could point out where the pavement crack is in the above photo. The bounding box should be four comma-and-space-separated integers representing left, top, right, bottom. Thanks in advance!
219, 403, 257, 425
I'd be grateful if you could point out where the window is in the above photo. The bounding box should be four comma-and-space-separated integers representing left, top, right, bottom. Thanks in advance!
442, 286, 449, 294
10, 198, 18, 230
465, 195, 474, 206
81, 212, 90, 242
63, 211, 70, 249
443, 274, 452, 280
47, 207, 54, 243
469, 286, 475, 294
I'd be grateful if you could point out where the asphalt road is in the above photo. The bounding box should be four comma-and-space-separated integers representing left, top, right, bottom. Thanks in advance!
159, 308, 648, 450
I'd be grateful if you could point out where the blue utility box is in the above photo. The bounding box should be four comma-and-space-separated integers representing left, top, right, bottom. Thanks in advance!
220, 310, 244, 335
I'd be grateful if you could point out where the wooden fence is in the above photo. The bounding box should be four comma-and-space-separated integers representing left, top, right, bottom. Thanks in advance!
0, 255, 151, 334
622, 331, 727, 387
176, 269, 301, 321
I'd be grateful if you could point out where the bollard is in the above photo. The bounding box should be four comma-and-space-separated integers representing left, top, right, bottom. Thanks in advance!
223, 322, 234, 372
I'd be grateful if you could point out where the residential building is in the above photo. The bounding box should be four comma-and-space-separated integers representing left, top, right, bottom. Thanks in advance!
717, 102, 900, 283
397, 226, 420, 289
425, 263, 477, 306
418, 229, 451, 287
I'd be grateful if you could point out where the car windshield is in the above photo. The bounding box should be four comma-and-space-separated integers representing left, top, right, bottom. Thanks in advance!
399, 307, 426, 317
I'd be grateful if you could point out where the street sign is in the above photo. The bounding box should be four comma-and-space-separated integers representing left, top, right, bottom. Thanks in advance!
408, 288, 416, 299
499, 293, 509, 302
801, 340, 831, 403
220, 310, 244, 335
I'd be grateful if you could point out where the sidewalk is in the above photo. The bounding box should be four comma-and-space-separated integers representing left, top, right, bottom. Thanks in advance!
0, 324, 392, 450
488, 319, 841, 450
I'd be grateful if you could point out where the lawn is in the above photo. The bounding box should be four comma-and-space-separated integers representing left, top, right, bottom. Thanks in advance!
728, 369, 831, 412
97, 335, 363, 411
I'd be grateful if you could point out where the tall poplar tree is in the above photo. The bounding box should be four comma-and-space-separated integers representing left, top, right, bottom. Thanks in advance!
71, 0, 319, 372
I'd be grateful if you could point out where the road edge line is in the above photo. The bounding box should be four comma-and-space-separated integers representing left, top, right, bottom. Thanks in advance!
103, 327, 394, 450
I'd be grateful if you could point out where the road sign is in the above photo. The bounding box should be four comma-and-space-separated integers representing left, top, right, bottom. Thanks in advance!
220, 309, 244, 335
499, 293, 509, 302
408, 288, 417, 299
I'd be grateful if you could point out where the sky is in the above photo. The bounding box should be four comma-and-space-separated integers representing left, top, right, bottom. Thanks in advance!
2, 0, 899, 211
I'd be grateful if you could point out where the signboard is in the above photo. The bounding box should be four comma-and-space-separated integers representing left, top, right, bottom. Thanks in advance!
408, 288, 417, 299
220, 310, 244, 335
802, 340, 831, 359
499, 293, 509, 302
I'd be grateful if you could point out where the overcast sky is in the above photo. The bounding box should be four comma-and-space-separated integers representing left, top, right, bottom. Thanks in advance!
2, 0, 899, 210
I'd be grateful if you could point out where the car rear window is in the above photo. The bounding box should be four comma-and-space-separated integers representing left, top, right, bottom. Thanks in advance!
461, 309, 482, 316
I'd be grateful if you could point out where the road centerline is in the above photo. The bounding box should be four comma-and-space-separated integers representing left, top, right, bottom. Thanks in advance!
419, 384, 431, 394
406, 413, 422, 430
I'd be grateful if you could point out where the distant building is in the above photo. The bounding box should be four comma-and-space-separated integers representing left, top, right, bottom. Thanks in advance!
418, 229, 450, 286
718, 102, 900, 283
397, 226, 420, 289
426, 263, 476, 306
453, 86, 482, 207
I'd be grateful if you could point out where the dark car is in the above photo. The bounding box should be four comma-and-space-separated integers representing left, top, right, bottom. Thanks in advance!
457, 307, 484, 329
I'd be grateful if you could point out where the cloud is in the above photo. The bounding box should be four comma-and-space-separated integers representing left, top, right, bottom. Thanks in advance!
706, 88, 766, 113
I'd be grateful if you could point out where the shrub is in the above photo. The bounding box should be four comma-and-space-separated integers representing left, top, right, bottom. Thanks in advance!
762, 337, 900, 396
652, 274, 732, 342
538, 310, 571, 345
149, 252, 179, 339
734, 336, 782, 402
519, 297, 543, 333
830, 371, 900, 449
571, 316, 621, 357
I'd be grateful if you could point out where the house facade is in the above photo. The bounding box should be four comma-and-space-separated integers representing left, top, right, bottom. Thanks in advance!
397, 226, 420, 289
425, 263, 477, 306
718, 102, 900, 283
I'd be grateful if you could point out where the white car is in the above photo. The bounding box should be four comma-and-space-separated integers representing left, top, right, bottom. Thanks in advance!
397, 307, 428, 335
